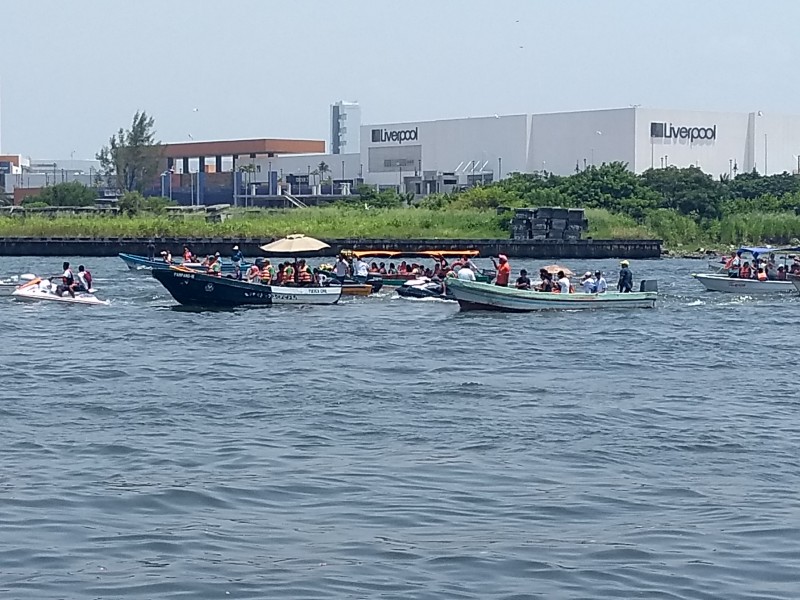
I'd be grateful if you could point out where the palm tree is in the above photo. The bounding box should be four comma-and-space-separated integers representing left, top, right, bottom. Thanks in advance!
318, 161, 330, 193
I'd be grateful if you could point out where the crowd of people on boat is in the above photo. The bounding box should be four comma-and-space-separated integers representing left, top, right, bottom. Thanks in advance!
151, 242, 639, 294
483, 255, 628, 294
722, 250, 800, 281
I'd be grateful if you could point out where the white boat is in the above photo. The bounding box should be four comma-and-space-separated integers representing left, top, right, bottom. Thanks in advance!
11, 277, 110, 306
445, 278, 657, 312
692, 273, 796, 294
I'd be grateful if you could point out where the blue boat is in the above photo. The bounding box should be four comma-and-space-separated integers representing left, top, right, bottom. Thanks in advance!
119, 253, 250, 273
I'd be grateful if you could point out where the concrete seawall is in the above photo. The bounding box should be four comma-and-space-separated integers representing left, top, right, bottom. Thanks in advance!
0, 237, 662, 259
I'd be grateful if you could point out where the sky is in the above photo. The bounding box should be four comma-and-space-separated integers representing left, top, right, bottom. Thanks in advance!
2, 0, 799, 159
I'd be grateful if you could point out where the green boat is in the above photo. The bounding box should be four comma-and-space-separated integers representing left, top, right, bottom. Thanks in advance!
348, 249, 494, 286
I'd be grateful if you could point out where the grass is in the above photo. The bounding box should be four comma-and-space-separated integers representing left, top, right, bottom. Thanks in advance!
0, 207, 507, 240
2, 206, 799, 249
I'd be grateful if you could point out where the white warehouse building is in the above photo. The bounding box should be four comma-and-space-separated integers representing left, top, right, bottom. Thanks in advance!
247, 106, 800, 196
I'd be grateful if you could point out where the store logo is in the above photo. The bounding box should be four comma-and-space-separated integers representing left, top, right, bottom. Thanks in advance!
650, 122, 716, 142
371, 127, 418, 144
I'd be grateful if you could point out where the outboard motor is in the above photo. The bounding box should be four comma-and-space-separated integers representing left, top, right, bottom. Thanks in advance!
639, 279, 658, 293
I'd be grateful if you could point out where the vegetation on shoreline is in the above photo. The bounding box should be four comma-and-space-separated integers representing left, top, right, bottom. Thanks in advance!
8, 159, 800, 248
0, 207, 507, 240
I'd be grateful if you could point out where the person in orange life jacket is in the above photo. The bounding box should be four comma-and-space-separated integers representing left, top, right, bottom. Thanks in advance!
756, 267, 767, 281
739, 261, 752, 279
725, 251, 742, 278
57, 261, 77, 297
491, 254, 511, 286
297, 260, 313, 285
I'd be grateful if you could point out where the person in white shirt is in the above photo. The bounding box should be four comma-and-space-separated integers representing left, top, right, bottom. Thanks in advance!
334, 255, 349, 281
557, 270, 571, 294
457, 265, 476, 281
594, 271, 608, 293
354, 257, 369, 282
580, 271, 596, 293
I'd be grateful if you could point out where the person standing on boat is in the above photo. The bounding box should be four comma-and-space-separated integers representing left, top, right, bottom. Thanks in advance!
334, 255, 349, 282
247, 260, 262, 283
147, 241, 156, 261
725, 251, 742, 278
492, 255, 511, 286
182, 246, 194, 263
231, 245, 244, 280
594, 271, 608, 293
353, 256, 369, 283
617, 260, 633, 293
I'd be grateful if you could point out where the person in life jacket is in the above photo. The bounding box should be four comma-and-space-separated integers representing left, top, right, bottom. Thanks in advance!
182, 246, 193, 263
725, 251, 742, 278
297, 260, 313, 285
282, 262, 295, 285
57, 261, 77, 297
76, 265, 93, 292
260, 259, 275, 283
739, 261, 752, 279
756, 267, 767, 281
247, 261, 262, 283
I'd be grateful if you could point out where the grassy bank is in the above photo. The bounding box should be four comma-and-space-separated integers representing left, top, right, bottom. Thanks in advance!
0, 207, 506, 240
586, 208, 800, 249
1, 206, 799, 249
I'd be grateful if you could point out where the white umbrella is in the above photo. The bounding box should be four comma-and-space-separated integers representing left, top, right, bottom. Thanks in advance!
259, 234, 330, 254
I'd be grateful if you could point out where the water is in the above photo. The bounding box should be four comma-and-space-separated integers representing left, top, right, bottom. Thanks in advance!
1, 257, 799, 599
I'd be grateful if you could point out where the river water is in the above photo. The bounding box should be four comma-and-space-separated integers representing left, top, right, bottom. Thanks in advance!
1, 257, 799, 599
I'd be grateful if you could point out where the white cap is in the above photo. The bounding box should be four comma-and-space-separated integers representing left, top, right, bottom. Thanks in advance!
233, 245, 239, 250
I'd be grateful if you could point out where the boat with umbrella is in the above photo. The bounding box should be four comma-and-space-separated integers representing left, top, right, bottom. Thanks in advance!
260, 234, 376, 296
692, 246, 800, 294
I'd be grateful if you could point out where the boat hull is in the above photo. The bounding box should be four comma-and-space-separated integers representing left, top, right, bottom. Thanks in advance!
791, 276, 800, 294
446, 279, 656, 312
152, 268, 341, 307
693, 273, 796, 294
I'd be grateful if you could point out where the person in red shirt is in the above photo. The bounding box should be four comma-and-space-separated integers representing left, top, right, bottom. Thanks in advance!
492, 254, 511, 286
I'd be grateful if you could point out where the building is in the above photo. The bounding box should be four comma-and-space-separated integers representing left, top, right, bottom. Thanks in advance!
330, 101, 361, 155
7, 105, 800, 205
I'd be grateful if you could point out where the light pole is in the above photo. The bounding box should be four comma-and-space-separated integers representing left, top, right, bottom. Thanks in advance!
471, 160, 476, 186
498, 157, 502, 180
764, 133, 768, 175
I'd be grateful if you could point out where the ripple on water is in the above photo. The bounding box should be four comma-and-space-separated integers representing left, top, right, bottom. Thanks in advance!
0, 257, 799, 599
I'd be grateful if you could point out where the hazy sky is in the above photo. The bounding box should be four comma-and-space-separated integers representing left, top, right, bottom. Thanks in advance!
2, 0, 799, 159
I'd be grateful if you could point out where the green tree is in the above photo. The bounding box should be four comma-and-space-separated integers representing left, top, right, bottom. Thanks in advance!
640, 166, 728, 220
96, 110, 162, 192
22, 181, 97, 207
318, 161, 331, 192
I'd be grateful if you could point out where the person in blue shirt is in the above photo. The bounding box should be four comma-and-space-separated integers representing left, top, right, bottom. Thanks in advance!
617, 260, 633, 293
231, 245, 244, 280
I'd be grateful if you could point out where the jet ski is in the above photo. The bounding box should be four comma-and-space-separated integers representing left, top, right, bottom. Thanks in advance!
0, 274, 37, 295
11, 277, 110, 306
395, 277, 455, 300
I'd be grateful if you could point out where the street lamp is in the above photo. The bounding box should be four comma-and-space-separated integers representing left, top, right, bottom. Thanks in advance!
498, 157, 502, 180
